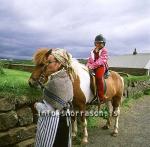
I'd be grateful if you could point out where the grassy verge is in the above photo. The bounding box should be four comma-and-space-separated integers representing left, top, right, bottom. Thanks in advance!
124, 74, 150, 83
123, 75, 150, 107
0, 68, 42, 101
144, 89, 150, 95
122, 91, 144, 107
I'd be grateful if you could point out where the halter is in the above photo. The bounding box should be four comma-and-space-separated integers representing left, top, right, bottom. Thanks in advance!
36, 49, 54, 89
37, 64, 48, 89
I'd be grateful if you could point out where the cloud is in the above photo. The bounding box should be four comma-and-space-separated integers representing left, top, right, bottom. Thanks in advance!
0, 0, 149, 59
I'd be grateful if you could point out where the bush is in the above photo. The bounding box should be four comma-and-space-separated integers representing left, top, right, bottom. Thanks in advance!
0, 62, 5, 74
144, 89, 150, 95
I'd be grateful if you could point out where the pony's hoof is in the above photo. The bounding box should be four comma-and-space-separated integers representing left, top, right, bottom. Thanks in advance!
112, 112, 118, 117
72, 132, 77, 137
111, 132, 118, 137
112, 110, 120, 117
102, 125, 109, 130
72, 136, 77, 143
82, 138, 88, 144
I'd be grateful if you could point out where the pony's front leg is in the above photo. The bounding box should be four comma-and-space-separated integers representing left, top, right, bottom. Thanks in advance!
81, 113, 88, 144
72, 115, 77, 137
112, 106, 120, 137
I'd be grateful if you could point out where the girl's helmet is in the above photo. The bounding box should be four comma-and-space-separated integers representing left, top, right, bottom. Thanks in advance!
95, 34, 106, 43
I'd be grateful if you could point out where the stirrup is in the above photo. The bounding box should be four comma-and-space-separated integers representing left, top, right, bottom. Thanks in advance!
99, 100, 105, 104
90, 96, 99, 105
99, 97, 108, 104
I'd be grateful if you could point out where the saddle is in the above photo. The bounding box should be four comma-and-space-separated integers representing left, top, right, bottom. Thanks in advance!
89, 70, 110, 104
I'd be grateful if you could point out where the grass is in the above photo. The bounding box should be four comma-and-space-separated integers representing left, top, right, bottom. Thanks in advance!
87, 117, 101, 128
0, 68, 42, 101
124, 74, 150, 83
122, 91, 144, 107
144, 89, 150, 95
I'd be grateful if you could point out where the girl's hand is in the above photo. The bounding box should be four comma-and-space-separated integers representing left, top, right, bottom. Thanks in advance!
88, 57, 94, 63
87, 63, 94, 70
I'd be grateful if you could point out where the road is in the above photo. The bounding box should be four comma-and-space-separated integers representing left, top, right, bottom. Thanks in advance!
74, 95, 150, 147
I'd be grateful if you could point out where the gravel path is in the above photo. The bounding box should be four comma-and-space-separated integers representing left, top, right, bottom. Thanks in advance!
74, 95, 150, 147
87, 95, 150, 147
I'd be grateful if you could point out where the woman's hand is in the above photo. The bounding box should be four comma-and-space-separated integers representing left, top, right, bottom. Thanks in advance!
34, 102, 38, 109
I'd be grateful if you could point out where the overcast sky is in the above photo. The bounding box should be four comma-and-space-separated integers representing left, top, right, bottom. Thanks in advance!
0, 0, 150, 59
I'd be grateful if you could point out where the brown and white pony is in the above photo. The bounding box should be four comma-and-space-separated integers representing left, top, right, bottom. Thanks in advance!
28, 48, 124, 144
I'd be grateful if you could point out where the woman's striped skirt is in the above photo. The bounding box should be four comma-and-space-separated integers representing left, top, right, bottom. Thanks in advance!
35, 112, 71, 147
35, 114, 59, 147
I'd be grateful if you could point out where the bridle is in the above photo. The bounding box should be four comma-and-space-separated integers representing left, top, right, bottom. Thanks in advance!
33, 49, 54, 89
37, 64, 48, 89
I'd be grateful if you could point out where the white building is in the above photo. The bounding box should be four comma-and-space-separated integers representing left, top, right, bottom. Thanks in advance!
108, 52, 150, 76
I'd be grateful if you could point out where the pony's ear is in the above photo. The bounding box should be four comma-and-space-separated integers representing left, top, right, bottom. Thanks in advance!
45, 49, 52, 59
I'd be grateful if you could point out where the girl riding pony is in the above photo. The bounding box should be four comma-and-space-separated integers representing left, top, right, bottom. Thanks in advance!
86, 34, 109, 104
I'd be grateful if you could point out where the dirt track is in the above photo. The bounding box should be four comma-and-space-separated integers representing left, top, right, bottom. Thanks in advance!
74, 95, 150, 147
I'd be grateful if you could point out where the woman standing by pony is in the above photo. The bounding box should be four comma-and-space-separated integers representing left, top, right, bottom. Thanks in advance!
86, 34, 109, 104
34, 48, 74, 147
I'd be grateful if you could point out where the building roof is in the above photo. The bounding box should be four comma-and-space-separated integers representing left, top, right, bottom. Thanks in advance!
108, 53, 150, 69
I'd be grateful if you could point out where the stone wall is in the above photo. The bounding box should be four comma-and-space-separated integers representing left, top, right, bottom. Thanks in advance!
0, 79, 150, 147
0, 97, 38, 147
123, 79, 150, 99
3, 64, 35, 73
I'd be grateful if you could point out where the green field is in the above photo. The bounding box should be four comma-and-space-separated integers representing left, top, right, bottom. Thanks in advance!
0, 68, 42, 100
0, 59, 33, 65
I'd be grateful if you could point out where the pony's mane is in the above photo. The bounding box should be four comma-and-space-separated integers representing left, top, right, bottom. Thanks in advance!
70, 58, 88, 76
33, 48, 49, 65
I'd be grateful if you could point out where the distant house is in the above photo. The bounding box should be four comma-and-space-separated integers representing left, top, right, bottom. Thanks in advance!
108, 51, 150, 76
0, 58, 8, 61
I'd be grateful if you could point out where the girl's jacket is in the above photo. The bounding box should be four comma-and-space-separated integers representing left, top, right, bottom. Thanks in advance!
86, 47, 108, 70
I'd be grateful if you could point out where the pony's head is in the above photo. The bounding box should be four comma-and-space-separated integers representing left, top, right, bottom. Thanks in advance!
28, 48, 78, 88
28, 48, 50, 88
